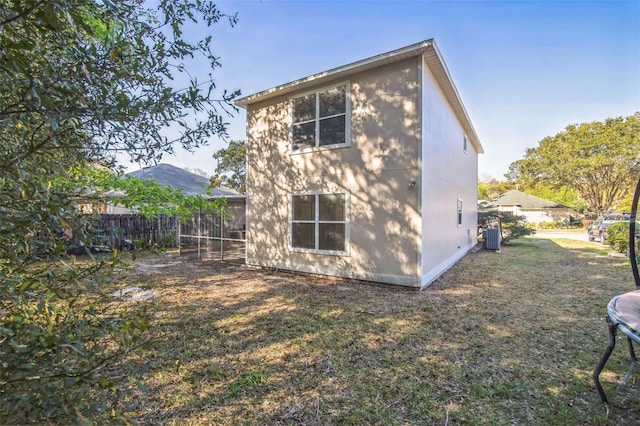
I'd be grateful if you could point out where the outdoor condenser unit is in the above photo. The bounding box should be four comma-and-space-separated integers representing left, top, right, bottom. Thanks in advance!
483, 228, 501, 250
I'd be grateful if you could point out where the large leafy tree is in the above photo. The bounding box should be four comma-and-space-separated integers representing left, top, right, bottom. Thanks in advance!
0, 1, 237, 423
512, 113, 640, 215
210, 139, 246, 193
477, 178, 513, 200
502, 163, 586, 212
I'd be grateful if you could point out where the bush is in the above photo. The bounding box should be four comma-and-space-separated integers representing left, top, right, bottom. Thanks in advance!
537, 221, 563, 229
478, 211, 536, 243
536, 220, 583, 229
607, 222, 629, 253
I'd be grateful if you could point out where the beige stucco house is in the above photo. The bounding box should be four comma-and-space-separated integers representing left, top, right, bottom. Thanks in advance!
235, 39, 483, 288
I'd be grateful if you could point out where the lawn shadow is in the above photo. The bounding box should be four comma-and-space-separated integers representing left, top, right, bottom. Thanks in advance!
117, 241, 640, 424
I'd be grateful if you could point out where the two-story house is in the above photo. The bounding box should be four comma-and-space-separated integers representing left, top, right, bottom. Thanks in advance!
235, 39, 483, 288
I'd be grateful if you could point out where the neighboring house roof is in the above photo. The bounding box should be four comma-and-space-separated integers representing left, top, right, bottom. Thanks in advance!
125, 163, 241, 198
234, 38, 483, 154
479, 190, 567, 210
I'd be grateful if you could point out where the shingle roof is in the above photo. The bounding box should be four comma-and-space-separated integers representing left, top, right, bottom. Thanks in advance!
479, 190, 567, 209
125, 164, 241, 198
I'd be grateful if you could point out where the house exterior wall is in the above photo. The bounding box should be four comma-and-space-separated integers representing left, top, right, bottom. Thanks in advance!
420, 55, 479, 288
245, 58, 422, 286
520, 208, 573, 224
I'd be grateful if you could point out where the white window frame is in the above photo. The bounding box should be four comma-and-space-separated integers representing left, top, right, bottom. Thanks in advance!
457, 198, 463, 227
463, 135, 468, 154
289, 81, 351, 154
289, 191, 350, 256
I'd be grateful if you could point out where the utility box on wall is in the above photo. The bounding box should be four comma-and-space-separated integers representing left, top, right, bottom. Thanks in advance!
483, 228, 501, 250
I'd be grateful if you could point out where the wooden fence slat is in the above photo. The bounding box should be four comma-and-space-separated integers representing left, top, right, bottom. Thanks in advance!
90, 214, 179, 250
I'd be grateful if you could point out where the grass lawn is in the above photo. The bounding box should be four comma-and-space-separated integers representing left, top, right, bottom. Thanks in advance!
110, 238, 640, 425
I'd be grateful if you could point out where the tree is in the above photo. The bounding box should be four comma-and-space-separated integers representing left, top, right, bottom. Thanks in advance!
184, 167, 211, 178
478, 178, 513, 200
1, 1, 236, 423
478, 211, 535, 243
512, 113, 640, 215
210, 139, 246, 193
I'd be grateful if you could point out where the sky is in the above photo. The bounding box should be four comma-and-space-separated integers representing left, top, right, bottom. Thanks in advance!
122, 0, 640, 181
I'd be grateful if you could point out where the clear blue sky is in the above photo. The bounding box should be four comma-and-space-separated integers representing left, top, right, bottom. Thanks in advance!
126, 0, 640, 181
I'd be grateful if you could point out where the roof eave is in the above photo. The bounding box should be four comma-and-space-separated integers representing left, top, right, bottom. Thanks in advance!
423, 41, 484, 154
234, 39, 434, 108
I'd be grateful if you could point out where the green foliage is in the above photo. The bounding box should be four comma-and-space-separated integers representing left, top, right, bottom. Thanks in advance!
536, 221, 583, 230
506, 164, 588, 213
606, 222, 630, 253
69, 166, 227, 221
478, 178, 513, 200
0, 0, 237, 423
527, 184, 586, 213
1, 0, 239, 166
2, 265, 150, 423
210, 140, 246, 193
511, 113, 640, 215
478, 211, 535, 243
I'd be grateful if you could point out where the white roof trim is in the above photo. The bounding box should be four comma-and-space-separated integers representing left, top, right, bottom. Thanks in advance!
235, 39, 483, 153
423, 42, 483, 153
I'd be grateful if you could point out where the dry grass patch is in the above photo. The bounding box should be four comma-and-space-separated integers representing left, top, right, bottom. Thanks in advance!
108, 238, 640, 424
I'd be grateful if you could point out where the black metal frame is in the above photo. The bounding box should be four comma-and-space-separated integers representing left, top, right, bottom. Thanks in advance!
592, 176, 640, 403
593, 322, 619, 403
593, 317, 640, 403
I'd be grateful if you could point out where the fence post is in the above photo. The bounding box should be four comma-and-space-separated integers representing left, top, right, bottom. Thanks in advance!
220, 213, 223, 261
197, 207, 201, 259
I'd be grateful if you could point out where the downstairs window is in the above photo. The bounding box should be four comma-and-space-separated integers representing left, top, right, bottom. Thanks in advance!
290, 193, 348, 253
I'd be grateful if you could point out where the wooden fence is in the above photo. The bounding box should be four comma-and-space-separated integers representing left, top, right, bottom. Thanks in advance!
88, 208, 246, 263
91, 214, 178, 250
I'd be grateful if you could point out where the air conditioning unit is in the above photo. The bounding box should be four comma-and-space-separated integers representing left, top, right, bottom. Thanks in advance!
483, 228, 501, 250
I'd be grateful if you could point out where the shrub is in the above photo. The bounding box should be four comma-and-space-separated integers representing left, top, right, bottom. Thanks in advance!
607, 222, 629, 253
537, 221, 562, 229
478, 211, 536, 243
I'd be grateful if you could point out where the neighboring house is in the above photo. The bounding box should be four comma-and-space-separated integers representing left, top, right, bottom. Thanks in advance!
78, 163, 245, 230
478, 190, 574, 225
121, 163, 241, 211
235, 39, 483, 288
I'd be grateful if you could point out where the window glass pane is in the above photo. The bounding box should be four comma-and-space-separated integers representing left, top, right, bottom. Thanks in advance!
319, 223, 345, 251
319, 194, 345, 221
318, 115, 345, 146
292, 122, 316, 150
319, 86, 346, 118
292, 94, 316, 123
292, 223, 315, 249
293, 195, 315, 221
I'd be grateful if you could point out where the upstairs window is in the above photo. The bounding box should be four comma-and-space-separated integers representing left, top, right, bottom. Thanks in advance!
291, 84, 348, 151
291, 193, 348, 253
457, 198, 463, 227
463, 135, 468, 154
